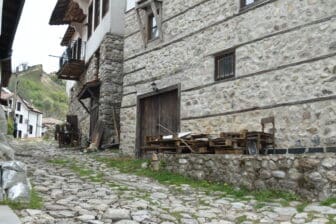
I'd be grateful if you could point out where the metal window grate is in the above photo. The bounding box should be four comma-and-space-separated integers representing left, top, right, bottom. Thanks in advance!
215, 51, 235, 80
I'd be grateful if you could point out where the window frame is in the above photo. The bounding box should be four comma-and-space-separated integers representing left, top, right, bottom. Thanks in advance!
88, 2, 93, 39
102, 0, 109, 17
214, 49, 236, 81
94, 0, 101, 30
147, 12, 159, 41
19, 115, 23, 124
17, 102, 21, 111
29, 125, 33, 135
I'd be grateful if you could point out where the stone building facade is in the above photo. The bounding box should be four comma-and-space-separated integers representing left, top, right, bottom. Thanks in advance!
69, 33, 124, 145
120, 0, 336, 155
49, 0, 125, 146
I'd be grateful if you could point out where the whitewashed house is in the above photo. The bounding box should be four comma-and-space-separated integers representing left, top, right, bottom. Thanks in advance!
1, 88, 43, 138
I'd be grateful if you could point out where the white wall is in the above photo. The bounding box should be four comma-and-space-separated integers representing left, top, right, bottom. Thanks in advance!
15, 100, 29, 138
27, 111, 42, 138
9, 98, 43, 138
84, 0, 125, 61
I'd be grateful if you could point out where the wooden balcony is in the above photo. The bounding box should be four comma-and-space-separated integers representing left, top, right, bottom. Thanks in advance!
57, 39, 85, 81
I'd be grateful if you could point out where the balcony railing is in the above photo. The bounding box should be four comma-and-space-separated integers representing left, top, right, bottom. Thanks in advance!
57, 39, 86, 80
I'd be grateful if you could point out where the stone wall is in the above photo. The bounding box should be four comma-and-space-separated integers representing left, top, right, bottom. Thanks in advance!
99, 34, 124, 145
120, 0, 336, 155
68, 33, 124, 146
162, 153, 336, 200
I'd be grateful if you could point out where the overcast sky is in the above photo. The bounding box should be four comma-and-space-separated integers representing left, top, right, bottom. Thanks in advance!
12, 0, 67, 73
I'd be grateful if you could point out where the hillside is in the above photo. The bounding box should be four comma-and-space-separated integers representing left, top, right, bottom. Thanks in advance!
8, 65, 68, 120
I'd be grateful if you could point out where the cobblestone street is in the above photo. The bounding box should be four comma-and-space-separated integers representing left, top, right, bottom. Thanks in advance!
10, 140, 336, 224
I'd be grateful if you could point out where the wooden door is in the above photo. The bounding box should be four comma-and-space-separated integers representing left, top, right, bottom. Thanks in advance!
138, 88, 179, 155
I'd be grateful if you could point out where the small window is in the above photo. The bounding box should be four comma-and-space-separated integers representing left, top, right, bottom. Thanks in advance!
94, 0, 100, 29
18, 130, 22, 138
19, 115, 23, 124
102, 0, 109, 17
17, 102, 21, 111
29, 125, 33, 134
126, 0, 135, 11
215, 50, 235, 80
148, 13, 159, 41
88, 3, 93, 39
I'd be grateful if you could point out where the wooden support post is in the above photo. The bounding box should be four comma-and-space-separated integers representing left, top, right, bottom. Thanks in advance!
136, 9, 147, 48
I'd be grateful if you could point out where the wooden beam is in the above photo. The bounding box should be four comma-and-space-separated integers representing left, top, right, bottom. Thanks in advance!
136, 9, 147, 48
78, 99, 90, 114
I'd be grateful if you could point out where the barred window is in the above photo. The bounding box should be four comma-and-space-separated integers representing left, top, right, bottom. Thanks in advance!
215, 50, 235, 80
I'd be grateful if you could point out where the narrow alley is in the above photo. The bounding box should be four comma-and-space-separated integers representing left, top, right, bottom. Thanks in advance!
8, 139, 336, 224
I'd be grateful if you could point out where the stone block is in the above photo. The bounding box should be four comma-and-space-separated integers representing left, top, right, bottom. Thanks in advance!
272, 170, 286, 179
322, 158, 336, 169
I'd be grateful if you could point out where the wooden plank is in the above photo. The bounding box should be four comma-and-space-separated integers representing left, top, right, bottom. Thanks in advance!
91, 120, 104, 148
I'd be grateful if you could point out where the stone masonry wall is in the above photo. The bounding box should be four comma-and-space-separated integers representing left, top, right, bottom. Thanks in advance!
162, 153, 336, 200
120, 0, 336, 155
68, 33, 124, 146
98, 34, 124, 145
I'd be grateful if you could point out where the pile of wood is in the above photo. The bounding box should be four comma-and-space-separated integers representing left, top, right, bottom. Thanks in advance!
142, 132, 248, 155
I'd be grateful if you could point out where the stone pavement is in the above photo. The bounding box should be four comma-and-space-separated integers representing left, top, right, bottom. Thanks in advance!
8, 140, 336, 224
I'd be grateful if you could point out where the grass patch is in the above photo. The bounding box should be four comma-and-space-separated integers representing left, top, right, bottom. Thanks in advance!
95, 157, 300, 203
255, 202, 266, 209
235, 215, 247, 223
48, 158, 69, 165
296, 201, 308, 213
253, 190, 299, 203
0, 188, 43, 210
321, 198, 336, 206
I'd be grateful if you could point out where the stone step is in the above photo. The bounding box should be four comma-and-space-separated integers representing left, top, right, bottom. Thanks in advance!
0, 206, 21, 224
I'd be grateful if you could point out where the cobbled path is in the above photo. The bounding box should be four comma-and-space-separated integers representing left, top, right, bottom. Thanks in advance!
8, 139, 336, 224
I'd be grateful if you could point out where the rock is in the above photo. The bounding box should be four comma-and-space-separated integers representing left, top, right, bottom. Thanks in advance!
1, 161, 26, 172
0, 142, 15, 161
48, 210, 77, 218
274, 207, 297, 217
7, 182, 30, 202
272, 170, 286, 179
104, 208, 131, 221
50, 189, 63, 199
179, 159, 188, 164
114, 220, 139, 224
304, 205, 336, 214
288, 168, 302, 180
326, 171, 336, 182
322, 158, 336, 169
151, 192, 168, 199
141, 162, 148, 169
298, 158, 319, 170
2, 169, 27, 189
308, 172, 323, 182
76, 214, 96, 221
131, 210, 151, 222
26, 209, 43, 216
259, 170, 272, 179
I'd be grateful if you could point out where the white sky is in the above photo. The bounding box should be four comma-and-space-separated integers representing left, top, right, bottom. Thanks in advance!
12, 0, 67, 73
